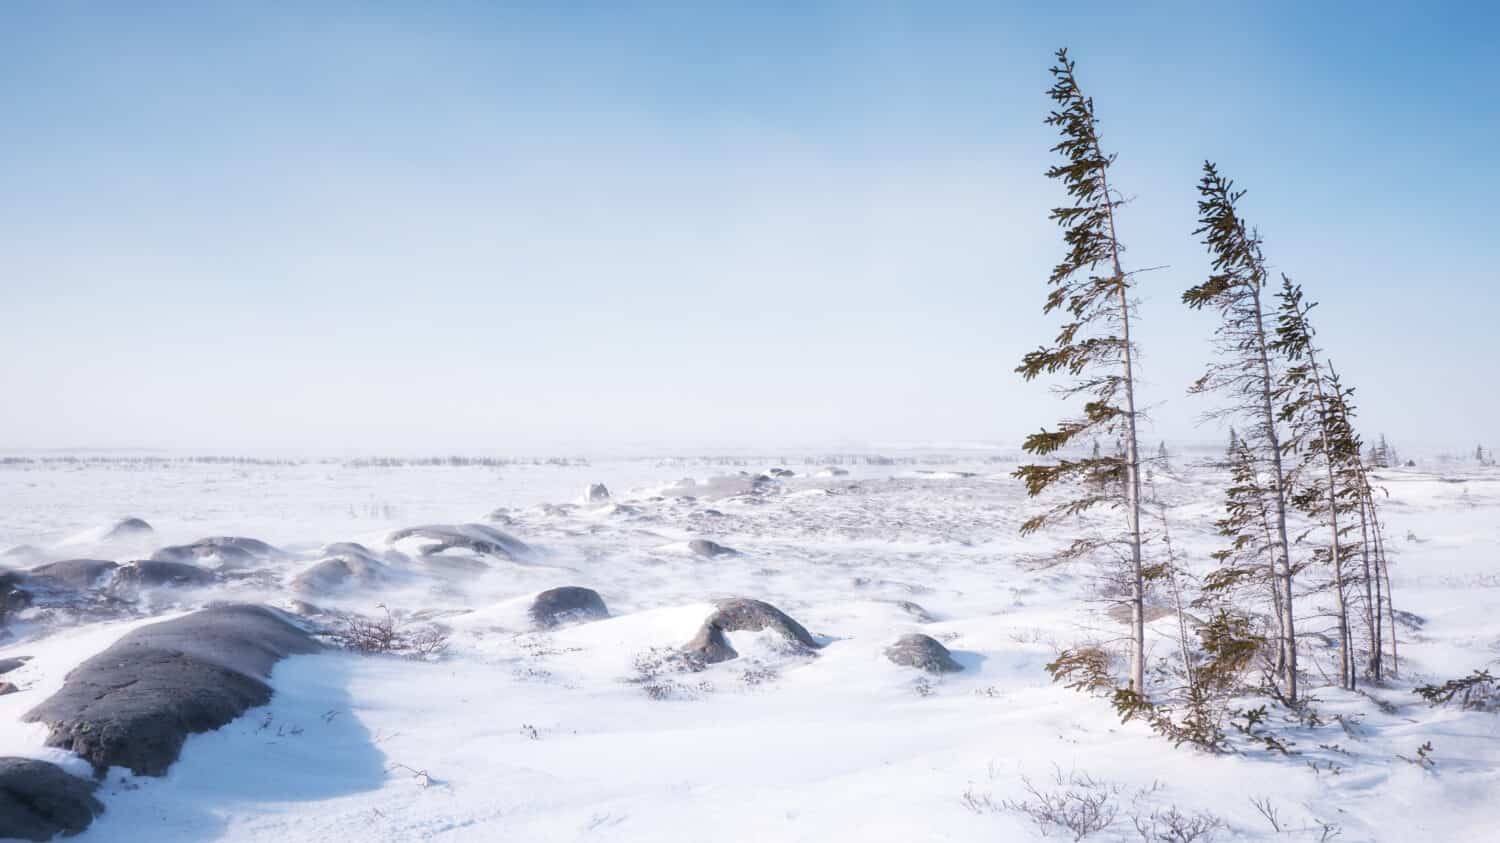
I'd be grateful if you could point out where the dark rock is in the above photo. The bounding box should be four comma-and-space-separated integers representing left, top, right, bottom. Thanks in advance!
24, 603, 321, 776
529, 587, 609, 628
585, 483, 611, 503
710, 598, 818, 648
103, 518, 154, 540
682, 622, 737, 664
26, 559, 118, 592
687, 539, 739, 558
110, 560, 215, 592
0, 573, 33, 623
885, 633, 962, 673
151, 537, 284, 569
388, 524, 534, 562
769, 468, 795, 478
0, 757, 103, 841
0, 683, 15, 696
681, 597, 820, 663
0, 657, 30, 675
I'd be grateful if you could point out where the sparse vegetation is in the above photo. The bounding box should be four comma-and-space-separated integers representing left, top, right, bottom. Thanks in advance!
325, 605, 449, 659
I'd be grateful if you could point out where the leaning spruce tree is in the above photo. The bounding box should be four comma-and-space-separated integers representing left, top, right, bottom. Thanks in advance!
1017, 48, 1149, 694
1182, 164, 1300, 702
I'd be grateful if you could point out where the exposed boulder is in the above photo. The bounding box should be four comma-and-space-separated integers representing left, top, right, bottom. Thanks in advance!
0, 573, 33, 624
687, 539, 740, 558
885, 633, 962, 673
103, 517, 153, 541
681, 597, 820, 664
26, 559, 118, 592
529, 587, 609, 628
0, 757, 103, 841
585, 483, 611, 503
682, 622, 737, 664
388, 524, 534, 563
0, 657, 30, 675
710, 598, 818, 648
290, 545, 394, 596
24, 604, 321, 776
151, 536, 284, 569
110, 560, 215, 593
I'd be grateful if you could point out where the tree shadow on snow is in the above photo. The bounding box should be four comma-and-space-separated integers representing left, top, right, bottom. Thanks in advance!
77, 653, 388, 842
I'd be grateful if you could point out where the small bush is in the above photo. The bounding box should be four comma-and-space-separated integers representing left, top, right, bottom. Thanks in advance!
327, 605, 448, 659
1130, 805, 1224, 842
976, 768, 1123, 841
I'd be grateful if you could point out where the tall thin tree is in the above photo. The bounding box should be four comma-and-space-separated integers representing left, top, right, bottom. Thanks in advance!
1183, 164, 1300, 701
1016, 48, 1149, 694
1272, 278, 1360, 690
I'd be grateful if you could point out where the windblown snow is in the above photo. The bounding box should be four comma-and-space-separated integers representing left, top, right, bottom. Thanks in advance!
0, 448, 1497, 841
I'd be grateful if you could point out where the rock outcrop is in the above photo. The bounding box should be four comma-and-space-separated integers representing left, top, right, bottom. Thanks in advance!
24, 604, 321, 776
884, 633, 962, 673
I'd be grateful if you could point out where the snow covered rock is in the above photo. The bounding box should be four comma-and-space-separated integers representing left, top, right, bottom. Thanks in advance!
687, 538, 740, 558
682, 597, 820, 663
24, 603, 321, 776
103, 517, 153, 541
682, 621, 738, 663
151, 536, 285, 569
387, 523, 534, 563
26, 559, 118, 592
0, 757, 103, 841
109, 559, 215, 593
884, 633, 962, 673
291, 544, 395, 596
585, 483, 611, 503
529, 586, 609, 628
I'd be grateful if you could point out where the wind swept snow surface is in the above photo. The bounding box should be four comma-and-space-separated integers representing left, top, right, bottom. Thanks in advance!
1, 450, 1498, 841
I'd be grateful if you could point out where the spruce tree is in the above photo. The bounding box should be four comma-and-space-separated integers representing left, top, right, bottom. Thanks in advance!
1183, 164, 1299, 701
1016, 48, 1150, 693
1271, 278, 1362, 690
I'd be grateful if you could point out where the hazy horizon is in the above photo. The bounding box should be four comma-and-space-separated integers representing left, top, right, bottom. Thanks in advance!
4, 3, 1497, 451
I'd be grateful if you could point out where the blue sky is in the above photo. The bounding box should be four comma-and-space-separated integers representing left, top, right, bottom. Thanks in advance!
2, 2, 1496, 451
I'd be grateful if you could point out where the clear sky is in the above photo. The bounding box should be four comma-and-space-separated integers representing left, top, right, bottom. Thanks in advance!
2, 2, 1496, 452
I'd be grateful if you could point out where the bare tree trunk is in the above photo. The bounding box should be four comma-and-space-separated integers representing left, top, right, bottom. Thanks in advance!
1355, 476, 1380, 679
1306, 354, 1352, 690
1120, 283, 1146, 695
1256, 489, 1287, 676
1095, 145, 1145, 696
1248, 284, 1298, 700
1367, 488, 1399, 676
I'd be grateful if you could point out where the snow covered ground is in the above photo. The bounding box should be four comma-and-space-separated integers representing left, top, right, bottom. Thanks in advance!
1, 448, 1498, 841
